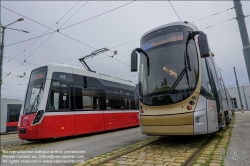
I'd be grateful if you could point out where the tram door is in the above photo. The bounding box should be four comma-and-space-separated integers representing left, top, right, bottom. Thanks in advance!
74, 86, 104, 134
104, 89, 121, 130
46, 81, 74, 137
207, 58, 224, 126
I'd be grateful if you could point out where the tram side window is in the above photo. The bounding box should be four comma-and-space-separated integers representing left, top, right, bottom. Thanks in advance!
83, 89, 99, 110
201, 59, 214, 99
75, 86, 99, 110
207, 58, 220, 91
75, 87, 83, 109
122, 91, 135, 109
47, 81, 70, 111
207, 58, 223, 109
106, 89, 120, 110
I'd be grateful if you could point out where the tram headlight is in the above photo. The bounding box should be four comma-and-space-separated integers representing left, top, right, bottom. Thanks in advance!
32, 110, 44, 125
192, 96, 197, 100
189, 101, 195, 105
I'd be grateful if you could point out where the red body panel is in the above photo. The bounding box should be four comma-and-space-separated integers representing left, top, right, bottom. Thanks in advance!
18, 114, 37, 140
18, 111, 139, 140
6, 122, 18, 127
37, 115, 75, 138
75, 113, 105, 135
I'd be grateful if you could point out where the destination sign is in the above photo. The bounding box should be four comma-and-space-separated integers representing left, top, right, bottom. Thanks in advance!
30, 72, 46, 81
141, 32, 184, 51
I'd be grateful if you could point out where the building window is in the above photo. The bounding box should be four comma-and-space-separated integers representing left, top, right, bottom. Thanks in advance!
7, 104, 22, 122
231, 98, 238, 108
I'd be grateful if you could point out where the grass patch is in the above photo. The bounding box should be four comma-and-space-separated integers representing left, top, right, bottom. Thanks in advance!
193, 116, 235, 166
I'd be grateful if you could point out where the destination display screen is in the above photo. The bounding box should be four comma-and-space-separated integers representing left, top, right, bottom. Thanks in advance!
141, 31, 184, 51
30, 68, 47, 82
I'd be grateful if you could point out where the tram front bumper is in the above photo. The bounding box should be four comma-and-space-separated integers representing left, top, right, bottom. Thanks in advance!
140, 112, 194, 135
18, 126, 38, 140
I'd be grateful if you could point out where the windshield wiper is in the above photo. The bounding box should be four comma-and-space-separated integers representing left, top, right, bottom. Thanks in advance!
167, 32, 200, 95
184, 52, 190, 89
29, 83, 44, 114
167, 53, 190, 95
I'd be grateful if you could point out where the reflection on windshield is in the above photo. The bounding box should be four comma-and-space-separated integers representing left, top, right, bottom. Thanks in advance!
139, 42, 198, 97
29, 83, 44, 113
23, 67, 47, 115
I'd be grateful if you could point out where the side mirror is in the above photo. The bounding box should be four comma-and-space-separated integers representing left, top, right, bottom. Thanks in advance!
131, 50, 138, 72
198, 32, 210, 58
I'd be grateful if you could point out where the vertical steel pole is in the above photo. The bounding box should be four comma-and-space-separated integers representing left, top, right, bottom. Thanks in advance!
242, 86, 249, 110
234, 67, 243, 110
233, 0, 250, 82
0, 27, 5, 109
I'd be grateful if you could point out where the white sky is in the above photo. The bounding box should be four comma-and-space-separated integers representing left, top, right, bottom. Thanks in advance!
1, 1, 250, 100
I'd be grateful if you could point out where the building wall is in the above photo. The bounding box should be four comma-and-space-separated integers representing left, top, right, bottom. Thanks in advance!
227, 85, 250, 111
0, 98, 23, 133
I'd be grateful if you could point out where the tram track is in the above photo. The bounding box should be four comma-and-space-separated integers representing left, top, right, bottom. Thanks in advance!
0, 133, 19, 141
82, 134, 215, 166
92, 136, 162, 166
183, 134, 215, 166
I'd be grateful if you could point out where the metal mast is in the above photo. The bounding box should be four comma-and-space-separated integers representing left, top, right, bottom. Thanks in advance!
233, 0, 250, 82
234, 67, 243, 110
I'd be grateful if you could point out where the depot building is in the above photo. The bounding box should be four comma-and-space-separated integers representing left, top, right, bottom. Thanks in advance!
0, 98, 23, 133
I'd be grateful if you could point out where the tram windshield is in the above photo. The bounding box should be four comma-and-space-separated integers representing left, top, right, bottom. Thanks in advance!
139, 25, 199, 106
23, 67, 47, 115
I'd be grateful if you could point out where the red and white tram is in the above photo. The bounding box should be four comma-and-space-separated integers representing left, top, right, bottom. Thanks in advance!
18, 63, 139, 141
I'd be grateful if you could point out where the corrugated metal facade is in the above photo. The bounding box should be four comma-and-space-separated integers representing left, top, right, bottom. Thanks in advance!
227, 84, 250, 111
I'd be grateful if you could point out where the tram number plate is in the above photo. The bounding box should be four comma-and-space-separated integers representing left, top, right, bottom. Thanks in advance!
60, 75, 66, 79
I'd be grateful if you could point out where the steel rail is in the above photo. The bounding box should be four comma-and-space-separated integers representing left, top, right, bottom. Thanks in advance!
93, 136, 162, 166
183, 133, 215, 166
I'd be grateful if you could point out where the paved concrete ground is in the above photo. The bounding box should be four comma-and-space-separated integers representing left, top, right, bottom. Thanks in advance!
1, 127, 150, 166
224, 111, 250, 166
0, 134, 27, 146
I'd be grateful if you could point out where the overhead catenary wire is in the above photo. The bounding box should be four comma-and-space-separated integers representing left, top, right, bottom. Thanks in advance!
192, 5, 241, 23
3, 4, 243, 51
3, 56, 40, 66
2, 88, 26, 91
59, 13, 250, 66
3, 72, 29, 79
1, 1, 133, 75
200, 17, 237, 30
112, 39, 140, 49
1, 1, 86, 78
59, 0, 89, 29
3, 1, 136, 47
4, 32, 54, 47
1, 1, 82, 59
60, 0, 136, 30
3, 2, 246, 80
168, 0, 181, 21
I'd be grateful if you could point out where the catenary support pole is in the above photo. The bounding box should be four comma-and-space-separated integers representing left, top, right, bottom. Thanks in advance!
233, 0, 250, 82
0, 27, 5, 111
242, 86, 249, 110
234, 67, 243, 110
